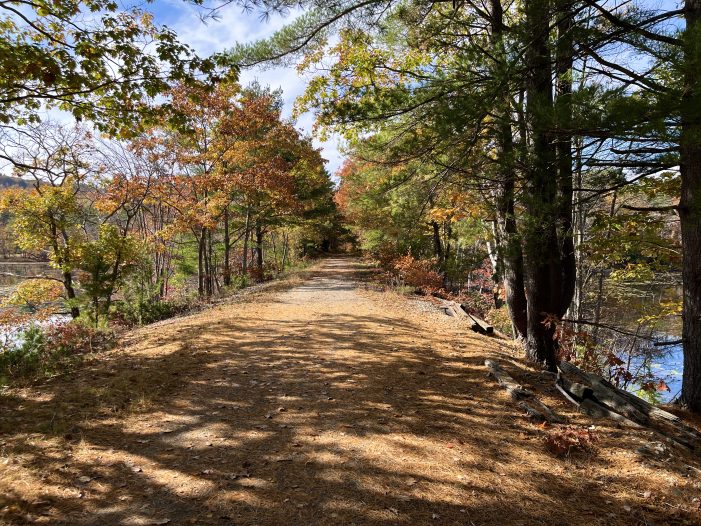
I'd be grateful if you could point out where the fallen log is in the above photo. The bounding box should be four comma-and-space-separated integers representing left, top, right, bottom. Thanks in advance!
555, 374, 642, 427
485, 359, 565, 423
440, 301, 480, 330
559, 361, 698, 426
439, 301, 499, 336
439, 301, 463, 318
558, 361, 649, 425
558, 361, 701, 452
449, 301, 471, 318
465, 311, 494, 335
559, 361, 662, 417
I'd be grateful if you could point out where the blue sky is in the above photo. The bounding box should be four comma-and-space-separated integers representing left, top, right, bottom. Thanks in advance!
148, 1, 345, 176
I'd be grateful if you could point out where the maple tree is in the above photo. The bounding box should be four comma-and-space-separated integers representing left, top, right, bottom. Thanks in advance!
0, 0, 219, 141
0, 93, 338, 317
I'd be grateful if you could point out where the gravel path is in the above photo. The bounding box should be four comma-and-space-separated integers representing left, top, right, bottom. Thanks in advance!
1, 257, 700, 526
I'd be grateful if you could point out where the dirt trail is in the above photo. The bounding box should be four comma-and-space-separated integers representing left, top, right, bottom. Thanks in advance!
1, 257, 701, 525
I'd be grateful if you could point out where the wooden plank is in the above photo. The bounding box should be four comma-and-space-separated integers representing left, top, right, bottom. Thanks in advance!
556, 374, 642, 427
557, 363, 701, 451
485, 359, 565, 423
466, 312, 493, 334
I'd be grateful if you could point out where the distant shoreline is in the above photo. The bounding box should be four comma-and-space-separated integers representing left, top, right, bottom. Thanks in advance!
0, 260, 50, 264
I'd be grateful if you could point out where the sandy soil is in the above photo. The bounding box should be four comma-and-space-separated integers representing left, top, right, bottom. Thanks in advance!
1, 256, 701, 526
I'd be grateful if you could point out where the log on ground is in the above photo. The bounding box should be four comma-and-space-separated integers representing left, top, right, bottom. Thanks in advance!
485, 359, 565, 423
557, 362, 701, 452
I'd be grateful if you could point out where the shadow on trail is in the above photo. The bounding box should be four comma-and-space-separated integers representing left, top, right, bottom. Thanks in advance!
0, 258, 697, 526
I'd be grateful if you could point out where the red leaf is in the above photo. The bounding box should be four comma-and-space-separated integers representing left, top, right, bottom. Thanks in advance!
656, 380, 670, 392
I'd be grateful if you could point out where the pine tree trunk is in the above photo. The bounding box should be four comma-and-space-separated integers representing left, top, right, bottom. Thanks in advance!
523, 0, 560, 369
197, 231, 205, 298
496, 135, 528, 340
206, 228, 214, 296
431, 220, 443, 262
242, 208, 250, 277
680, 0, 701, 411
572, 135, 586, 332
490, 0, 528, 340
555, 0, 576, 316
281, 232, 289, 270
270, 232, 279, 273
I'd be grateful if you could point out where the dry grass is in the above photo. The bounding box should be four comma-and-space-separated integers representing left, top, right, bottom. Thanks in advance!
1, 256, 700, 525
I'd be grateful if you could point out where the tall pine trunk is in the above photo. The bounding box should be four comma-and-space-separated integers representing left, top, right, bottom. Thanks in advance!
555, 0, 576, 316
281, 232, 289, 270
490, 0, 527, 340
522, 0, 561, 369
680, 0, 701, 411
206, 227, 214, 296
242, 208, 250, 277
431, 220, 443, 262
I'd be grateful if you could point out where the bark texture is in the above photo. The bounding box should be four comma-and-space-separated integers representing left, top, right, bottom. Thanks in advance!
490, 0, 528, 340
680, 0, 701, 411
522, 0, 562, 369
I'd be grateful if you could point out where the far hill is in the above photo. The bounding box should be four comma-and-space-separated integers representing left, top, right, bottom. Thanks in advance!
0, 175, 29, 188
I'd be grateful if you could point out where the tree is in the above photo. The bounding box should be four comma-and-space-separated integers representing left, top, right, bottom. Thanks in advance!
218, 84, 331, 278
0, 123, 97, 318
679, 0, 701, 410
0, 0, 216, 140
235, 1, 578, 367
75, 224, 143, 326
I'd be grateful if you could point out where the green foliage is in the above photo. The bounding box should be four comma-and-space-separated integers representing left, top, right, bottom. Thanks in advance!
76, 224, 144, 325
116, 295, 188, 327
0, 0, 219, 137
486, 306, 514, 336
2, 279, 64, 313
115, 261, 189, 326
0, 178, 86, 273
224, 274, 250, 291
0, 322, 112, 384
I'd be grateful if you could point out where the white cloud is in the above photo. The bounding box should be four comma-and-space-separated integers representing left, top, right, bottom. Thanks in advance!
154, 1, 345, 175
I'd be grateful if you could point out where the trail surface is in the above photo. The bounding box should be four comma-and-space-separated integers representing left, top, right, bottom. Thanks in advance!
1, 257, 700, 525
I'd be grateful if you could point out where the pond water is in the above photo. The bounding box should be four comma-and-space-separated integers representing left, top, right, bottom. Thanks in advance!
0, 261, 56, 294
600, 278, 683, 403
0, 261, 64, 347
650, 343, 684, 402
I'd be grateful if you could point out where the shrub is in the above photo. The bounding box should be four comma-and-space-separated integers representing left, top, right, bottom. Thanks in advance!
115, 264, 192, 326
115, 296, 189, 326
486, 305, 514, 335
457, 289, 493, 318
0, 322, 113, 383
373, 242, 400, 270
0, 324, 46, 376
225, 274, 249, 291
45, 322, 112, 356
390, 254, 444, 294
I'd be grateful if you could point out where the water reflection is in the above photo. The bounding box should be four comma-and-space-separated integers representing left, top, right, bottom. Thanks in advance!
598, 279, 682, 402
